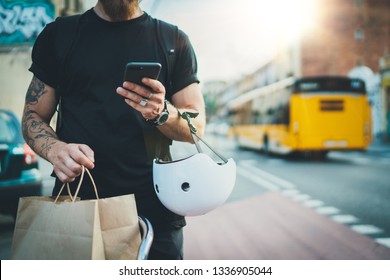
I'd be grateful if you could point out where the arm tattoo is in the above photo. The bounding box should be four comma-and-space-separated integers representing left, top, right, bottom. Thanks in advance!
22, 77, 60, 159
26, 77, 47, 104
30, 119, 58, 158
22, 108, 59, 158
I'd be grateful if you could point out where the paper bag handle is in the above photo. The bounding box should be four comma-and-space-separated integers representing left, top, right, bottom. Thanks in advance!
55, 166, 99, 203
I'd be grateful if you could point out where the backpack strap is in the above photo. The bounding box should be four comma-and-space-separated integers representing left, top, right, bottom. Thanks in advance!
141, 19, 179, 161
155, 19, 178, 96
53, 14, 82, 133
54, 14, 82, 87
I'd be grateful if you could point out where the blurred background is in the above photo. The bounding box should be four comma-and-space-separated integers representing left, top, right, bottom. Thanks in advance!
1, 0, 390, 260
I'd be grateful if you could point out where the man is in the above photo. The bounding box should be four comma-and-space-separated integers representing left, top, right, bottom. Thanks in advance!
21, 0, 205, 260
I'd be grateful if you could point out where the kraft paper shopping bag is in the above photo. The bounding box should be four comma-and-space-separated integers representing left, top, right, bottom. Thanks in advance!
11, 166, 141, 260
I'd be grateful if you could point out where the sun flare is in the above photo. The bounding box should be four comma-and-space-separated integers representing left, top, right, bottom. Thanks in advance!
256, 0, 319, 44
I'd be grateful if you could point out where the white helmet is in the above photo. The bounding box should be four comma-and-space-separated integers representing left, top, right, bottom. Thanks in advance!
153, 153, 236, 216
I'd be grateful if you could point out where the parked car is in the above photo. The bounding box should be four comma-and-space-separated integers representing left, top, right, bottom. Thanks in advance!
0, 109, 42, 217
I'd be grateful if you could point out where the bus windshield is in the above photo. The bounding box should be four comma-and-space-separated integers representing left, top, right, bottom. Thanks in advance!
293, 77, 366, 94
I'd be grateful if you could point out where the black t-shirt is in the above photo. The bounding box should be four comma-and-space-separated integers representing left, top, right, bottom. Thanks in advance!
29, 9, 199, 230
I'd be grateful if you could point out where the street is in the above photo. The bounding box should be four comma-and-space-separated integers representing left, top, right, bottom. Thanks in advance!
175, 134, 390, 259
1, 133, 390, 259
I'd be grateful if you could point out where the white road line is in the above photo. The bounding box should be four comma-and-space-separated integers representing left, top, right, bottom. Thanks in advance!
282, 189, 300, 196
351, 225, 384, 235
315, 206, 341, 215
240, 160, 296, 189
302, 199, 325, 208
237, 166, 280, 191
290, 193, 311, 202
351, 158, 372, 164
331, 214, 360, 224
375, 238, 390, 248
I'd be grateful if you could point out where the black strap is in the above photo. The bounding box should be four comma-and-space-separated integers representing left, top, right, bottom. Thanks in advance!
142, 19, 179, 161
155, 18, 178, 95
55, 14, 82, 89
54, 14, 82, 133
179, 112, 229, 164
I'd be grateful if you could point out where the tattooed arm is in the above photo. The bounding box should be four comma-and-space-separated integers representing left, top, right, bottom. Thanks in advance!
22, 76, 95, 183
22, 76, 59, 158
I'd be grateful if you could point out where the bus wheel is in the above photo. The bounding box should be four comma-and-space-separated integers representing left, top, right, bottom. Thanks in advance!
312, 151, 329, 160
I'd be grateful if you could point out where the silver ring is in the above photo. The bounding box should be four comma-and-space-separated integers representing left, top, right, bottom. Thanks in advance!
139, 98, 148, 107
147, 93, 153, 99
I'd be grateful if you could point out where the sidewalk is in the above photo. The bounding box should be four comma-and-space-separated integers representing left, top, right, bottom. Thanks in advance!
183, 192, 390, 260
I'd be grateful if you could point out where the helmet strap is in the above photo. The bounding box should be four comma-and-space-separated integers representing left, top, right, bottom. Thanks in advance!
179, 111, 229, 164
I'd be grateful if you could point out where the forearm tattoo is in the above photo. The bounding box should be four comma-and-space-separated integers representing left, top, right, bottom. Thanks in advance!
22, 77, 59, 158
26, 76, 47, 104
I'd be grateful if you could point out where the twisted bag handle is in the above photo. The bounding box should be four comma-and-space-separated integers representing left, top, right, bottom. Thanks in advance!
54, 166, 99, 203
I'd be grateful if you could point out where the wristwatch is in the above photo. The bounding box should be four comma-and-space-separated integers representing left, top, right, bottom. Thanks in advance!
147, 100, 169, 126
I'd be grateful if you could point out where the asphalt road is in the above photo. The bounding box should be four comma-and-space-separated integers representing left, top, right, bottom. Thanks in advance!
236, 152, 390, 234
205, 135, 390, 249
181, 134, 390, 259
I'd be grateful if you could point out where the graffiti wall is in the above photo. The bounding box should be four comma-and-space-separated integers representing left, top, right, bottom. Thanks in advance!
0, 0, 54, 46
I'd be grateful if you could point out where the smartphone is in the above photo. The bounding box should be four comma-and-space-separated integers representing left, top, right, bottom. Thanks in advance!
123, 62, 162, 86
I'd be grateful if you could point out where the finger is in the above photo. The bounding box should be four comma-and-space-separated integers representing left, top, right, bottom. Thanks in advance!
122, 82, 152, 98
141, 78, 165, 93
54, 168, 76, 184
56, 157, 82, 178
116, 86, 134, 99
69, 145, 95, 169
124, 97, 147, 111
116, 86, 150, 105
55, 149, 82, 176
79, 144, 95, 165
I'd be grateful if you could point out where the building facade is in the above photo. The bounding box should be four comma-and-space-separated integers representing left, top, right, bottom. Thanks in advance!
219, 0, 390, 140
380, 54, 390, 140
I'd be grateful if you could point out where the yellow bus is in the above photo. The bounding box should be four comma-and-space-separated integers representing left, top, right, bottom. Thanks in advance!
228, 76, 372, 157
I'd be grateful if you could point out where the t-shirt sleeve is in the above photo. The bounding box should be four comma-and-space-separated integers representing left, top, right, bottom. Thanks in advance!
170, 29, 200, 96
29, 21, 59, 89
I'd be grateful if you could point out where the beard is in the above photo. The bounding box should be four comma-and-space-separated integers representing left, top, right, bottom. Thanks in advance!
99, 0, 139, 21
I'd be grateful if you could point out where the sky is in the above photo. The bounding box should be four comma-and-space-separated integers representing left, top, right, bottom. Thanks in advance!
140, 0, 318, 83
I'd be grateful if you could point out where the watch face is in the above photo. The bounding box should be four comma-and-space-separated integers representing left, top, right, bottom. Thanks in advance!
157, 112, 169, 125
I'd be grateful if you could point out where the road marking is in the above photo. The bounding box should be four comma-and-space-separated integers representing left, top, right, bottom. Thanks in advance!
315, 206, 340, 215
351, 157, 372, 164
290, 193, 311, 202
375, 238, 390, 248
237, 166, 280, 191
302, 199, 325, 208
282, 189, 300, 196
331, 214, 360, 224
351, 224, 384, 235
239, 160, 296, 189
